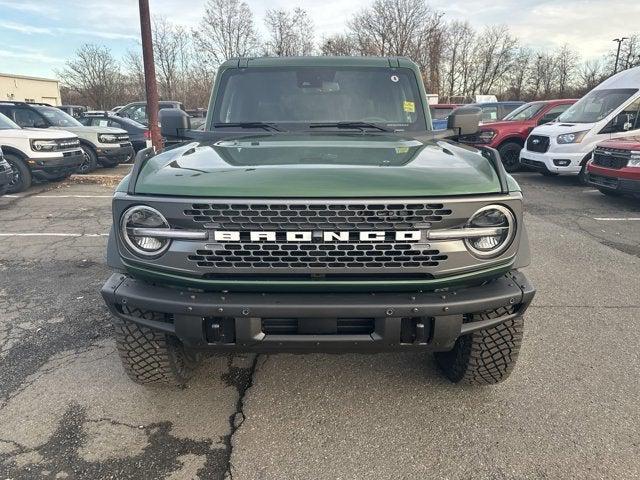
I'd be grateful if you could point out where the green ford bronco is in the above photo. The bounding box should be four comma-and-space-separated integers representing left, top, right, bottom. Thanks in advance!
101, 56, 535, 387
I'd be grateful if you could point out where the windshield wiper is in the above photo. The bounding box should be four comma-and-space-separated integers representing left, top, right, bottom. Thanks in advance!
212, 122, 283, 132
309, 121, 392, 132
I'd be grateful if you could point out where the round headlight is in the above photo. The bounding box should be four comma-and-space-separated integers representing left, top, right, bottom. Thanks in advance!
120, 205, 170, 257
464, 205, 515, 258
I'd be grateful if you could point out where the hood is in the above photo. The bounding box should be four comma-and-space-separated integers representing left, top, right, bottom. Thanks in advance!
3, 128, 78, 139
530, 121, 595, 136
480, 120, 526, 130
598, 135, 640, 150
51, 125, 127, 135
132, 133, 505, 198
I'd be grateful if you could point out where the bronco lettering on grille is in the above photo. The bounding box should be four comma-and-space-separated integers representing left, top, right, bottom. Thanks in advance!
213, 230, 422, 242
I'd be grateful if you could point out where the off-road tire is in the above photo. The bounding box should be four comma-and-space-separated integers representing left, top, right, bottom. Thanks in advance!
78, 145, 98, 174
498, 141, 522, 172
435, 309, 524, 385
5, 154, 31, 193
578, 164, 589, 185
113, 317, 201, 386
99, 157, 119, 168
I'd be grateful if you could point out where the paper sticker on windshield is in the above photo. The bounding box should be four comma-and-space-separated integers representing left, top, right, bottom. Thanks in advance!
403, 101, 415, 113
395, 147, 409, 154
390, 75, 399, 82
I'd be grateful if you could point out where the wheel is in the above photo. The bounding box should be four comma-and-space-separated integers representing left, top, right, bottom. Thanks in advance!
434, 309, 524, 385
578, 164, 589, 185
497, 142, 522, 173
598, 187, 622, 197
4, 154, 32, 193
0, 185, 8, 196
78, 145, 98, 174
541, 171, 559, 177
113, 315, 201, 386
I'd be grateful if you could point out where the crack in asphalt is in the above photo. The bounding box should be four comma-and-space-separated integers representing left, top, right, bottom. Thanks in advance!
220, 354, 261, 480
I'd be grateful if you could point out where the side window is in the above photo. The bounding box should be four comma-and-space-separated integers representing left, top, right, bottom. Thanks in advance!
107, 120, 122, 128
121, 105, 146, 123
12, 108, 47, 128
481, 106, 498, 122
500, 104, 519, 118
539, 104, 571, 124
603, 98, 640, 133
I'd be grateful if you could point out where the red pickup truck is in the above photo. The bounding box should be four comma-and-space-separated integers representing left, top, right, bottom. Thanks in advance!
460, 99, 577, 172
587, 137, 640, 197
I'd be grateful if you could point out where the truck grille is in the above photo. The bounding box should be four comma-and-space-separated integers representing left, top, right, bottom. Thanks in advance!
526, 135, 549, 153
187, 243, 448, 270
592, 148, 630, 169
184, 202, 453, 231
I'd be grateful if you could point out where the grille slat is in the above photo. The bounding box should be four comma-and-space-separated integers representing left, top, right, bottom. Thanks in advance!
592, 148, 630, 169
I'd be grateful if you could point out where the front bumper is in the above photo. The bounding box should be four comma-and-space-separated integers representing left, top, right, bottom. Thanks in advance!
29, 150, 84, 180
588, 167, 640, 194
101, 270, 535, 352
97, 144, 135, 163
520, 149, 585, 174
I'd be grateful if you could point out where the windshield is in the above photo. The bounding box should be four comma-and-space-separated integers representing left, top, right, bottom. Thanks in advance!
213, 66, 427, 131
0, 112, 20, 130
558, 88, 638, 123
34, 106, 83, 127
503, 102, 544, 121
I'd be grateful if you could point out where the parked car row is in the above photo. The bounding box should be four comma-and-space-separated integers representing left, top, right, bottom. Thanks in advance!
0, 101, 134, 193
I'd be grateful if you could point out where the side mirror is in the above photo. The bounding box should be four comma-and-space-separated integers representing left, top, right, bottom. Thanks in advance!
447, 106, 481, 136
160, 108, 191, 139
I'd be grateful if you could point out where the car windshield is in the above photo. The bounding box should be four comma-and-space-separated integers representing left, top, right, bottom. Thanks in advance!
34, 106, 83, 127
430, 107, 455, 120
213, 66, 427, 131
558, 88, 638, 123
0, 112, 20, 130
503, 102, 545, 121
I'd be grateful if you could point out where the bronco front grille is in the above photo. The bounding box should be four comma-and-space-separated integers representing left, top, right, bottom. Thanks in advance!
187, 242, 448, 270
183, 202, 453, 231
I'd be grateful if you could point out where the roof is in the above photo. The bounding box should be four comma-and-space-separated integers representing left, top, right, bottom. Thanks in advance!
595, 66, 640, 90
220, 56, 419, 70
0, 72, 59, 83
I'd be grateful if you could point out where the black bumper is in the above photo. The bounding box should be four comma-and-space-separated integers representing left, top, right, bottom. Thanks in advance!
30, 151, 84, 180
520, 157, 552, 173
101, 271, 535, 353
98, 144, 135, 163
589, 173, 640, 194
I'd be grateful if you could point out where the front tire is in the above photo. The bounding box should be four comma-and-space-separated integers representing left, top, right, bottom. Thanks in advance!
4, 154, 32, 193
78, 145, 98, 174
598, 187, 622, 197
113, 316, 201, 386
497, 142, 522, 173
435, 310, 524, 385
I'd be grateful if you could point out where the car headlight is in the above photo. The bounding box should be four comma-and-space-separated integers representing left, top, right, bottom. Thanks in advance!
556, 130, 588, 144
99, 133, 119, 143
628, 151, 640, 167
464, 205, 516, 258
30, 139, 58, 151
477, 130, 496, 143
120, 205, 170, 257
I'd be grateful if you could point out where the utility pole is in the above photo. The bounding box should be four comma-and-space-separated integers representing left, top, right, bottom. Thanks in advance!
138, 0, 162, 152
613, 37, 628, 74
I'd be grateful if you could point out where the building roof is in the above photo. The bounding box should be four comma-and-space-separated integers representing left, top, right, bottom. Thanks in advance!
0, 72, 60, 83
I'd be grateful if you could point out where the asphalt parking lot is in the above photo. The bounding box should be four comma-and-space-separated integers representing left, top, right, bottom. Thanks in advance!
0, 172, 639, 480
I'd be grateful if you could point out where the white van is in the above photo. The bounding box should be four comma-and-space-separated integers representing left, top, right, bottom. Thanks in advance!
520, 66, 640, 180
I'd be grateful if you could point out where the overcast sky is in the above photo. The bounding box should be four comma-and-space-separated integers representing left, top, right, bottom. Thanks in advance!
0, 0, 637, 78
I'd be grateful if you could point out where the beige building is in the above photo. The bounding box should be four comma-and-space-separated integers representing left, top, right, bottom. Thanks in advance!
0, 73, 61, 105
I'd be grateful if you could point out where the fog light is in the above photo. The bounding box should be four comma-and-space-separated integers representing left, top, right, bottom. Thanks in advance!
553, 159, 571, 167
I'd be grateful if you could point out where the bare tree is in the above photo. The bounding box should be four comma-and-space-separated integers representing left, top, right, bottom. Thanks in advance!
57, 44, 125, 109
554, 45, 578, 97
264, 8, 314, 56
321, 34, 359, 56
192, 0, 260, 67
577, 58, 606, 94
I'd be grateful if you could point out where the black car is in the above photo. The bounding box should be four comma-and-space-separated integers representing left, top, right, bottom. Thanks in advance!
79, 112, 150, 153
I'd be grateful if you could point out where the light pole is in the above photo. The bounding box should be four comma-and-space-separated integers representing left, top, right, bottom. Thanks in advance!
138, 0, 162, 152
613, 37, 628, 74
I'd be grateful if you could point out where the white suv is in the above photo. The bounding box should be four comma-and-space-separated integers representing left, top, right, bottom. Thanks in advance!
0, 112, 83, 193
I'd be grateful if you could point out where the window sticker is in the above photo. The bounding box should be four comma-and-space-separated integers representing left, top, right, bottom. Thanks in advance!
403, 101, 415, 113
395, 147, 409, 154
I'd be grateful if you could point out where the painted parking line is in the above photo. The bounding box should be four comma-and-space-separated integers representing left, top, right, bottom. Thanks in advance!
0, 233, 109, 237
593, 217, 640, 221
